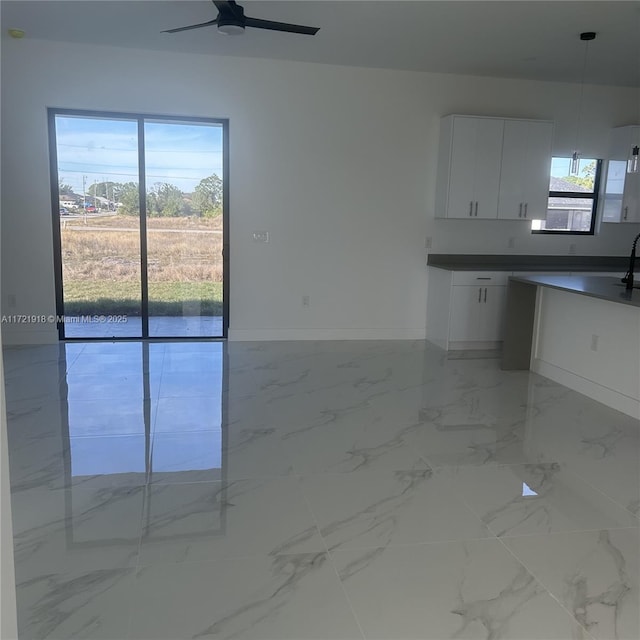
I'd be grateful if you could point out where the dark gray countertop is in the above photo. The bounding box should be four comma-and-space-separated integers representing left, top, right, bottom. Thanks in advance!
427, 254, 628, 272
509, 274, 640, 308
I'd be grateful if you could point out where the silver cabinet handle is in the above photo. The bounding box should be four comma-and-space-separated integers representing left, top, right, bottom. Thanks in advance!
518, 203, 522, 218
478, 287, 482, 303
624, 206, 628, 221
475, 202, 478, 217
524, 203, 528, 218
484, 287, 487, 303
469, 201, 473, 217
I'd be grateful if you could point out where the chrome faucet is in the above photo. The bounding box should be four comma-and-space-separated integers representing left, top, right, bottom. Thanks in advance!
622, 232, 640, 290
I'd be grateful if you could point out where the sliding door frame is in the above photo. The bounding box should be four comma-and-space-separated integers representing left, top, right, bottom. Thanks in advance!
48, 107, 229, 340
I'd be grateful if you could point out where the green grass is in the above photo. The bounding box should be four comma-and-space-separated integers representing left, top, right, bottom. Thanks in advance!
64, 281, 223, 316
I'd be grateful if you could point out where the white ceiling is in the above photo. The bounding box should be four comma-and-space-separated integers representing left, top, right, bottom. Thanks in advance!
2, 1, 640, 87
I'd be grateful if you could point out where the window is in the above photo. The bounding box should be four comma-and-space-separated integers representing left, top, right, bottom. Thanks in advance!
49, 108, 229, 339
531, 157, 602, 234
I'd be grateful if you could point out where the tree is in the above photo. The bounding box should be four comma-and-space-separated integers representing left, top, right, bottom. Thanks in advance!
193, 174, 223, 217
146, 182, 185, 217
58, 178, 74, 195
564, 160, 596, 190
116, 182, 140, 216
88, 181, 120, 201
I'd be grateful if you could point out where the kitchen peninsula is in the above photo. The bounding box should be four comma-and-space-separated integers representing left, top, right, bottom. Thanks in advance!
502, 274, 640, 418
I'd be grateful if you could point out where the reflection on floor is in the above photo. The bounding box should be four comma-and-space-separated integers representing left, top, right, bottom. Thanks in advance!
63, 315, 224, 338
4, 340, 639, 639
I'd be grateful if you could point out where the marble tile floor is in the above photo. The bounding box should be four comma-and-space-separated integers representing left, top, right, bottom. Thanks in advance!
3, 339, 639, 640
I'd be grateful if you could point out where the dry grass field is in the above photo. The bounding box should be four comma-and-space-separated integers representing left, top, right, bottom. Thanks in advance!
61, 214, 223, 315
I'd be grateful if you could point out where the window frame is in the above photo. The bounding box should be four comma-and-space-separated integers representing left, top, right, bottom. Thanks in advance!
531, 158, 603, 236
47, 107, 230, 340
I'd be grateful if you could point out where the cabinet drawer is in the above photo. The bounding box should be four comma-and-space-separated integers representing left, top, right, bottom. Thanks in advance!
451, 271, 510, 286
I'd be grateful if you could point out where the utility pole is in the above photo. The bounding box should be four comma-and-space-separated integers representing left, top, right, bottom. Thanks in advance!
82, 175, 87, 225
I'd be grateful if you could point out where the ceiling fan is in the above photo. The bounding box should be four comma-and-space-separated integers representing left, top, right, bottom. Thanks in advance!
163, 0, 320, 36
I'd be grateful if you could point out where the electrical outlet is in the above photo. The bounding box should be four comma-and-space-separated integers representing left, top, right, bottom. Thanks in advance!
7, 294, 16, 308
252, 231, 269, 243
591, 334, 599, 351
302, 295, 310, 307
569, 243, 576, 255
507, 237, 515, 249
425, 236, 432, 249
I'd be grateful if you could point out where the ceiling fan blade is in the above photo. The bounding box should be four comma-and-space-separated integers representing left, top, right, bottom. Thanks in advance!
163, 19, 219, 34
244, 17, 319, 36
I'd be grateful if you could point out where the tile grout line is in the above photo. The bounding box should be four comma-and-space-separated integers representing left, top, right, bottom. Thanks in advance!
293, 473, 368, 640
566, 463, 640, 523
494, 533, 599, 640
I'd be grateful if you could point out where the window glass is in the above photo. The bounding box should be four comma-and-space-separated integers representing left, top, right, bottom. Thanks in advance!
531, 157, 601, 234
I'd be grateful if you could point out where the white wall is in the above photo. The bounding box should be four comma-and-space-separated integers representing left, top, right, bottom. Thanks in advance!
0, 339, 18, 638
1, 38, 638, 343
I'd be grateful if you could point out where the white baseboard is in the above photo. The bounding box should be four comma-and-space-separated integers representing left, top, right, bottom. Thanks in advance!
532, 358, 640, 419
426, 337, 447, 350
228, 327, 426, 341
447, 340, 502, 351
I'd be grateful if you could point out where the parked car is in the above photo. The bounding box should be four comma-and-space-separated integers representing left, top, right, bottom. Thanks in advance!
59, 207, 69, 215
85, 205, 97, 213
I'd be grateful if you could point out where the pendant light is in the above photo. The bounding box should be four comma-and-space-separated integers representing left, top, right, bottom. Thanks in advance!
570, 32, 596, 176
628, 145, 639, 174
628, 13, 640, 175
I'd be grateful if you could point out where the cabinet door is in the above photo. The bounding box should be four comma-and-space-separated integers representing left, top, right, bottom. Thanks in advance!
447, 117, 477, 218
449, 285, 484, 342
479, 286, 507, 342
449, 285, 507, 343
602, 126, 640, 224
621, 172, 640, 223
473, 119, 504, 218
520, 121, 553, 221
601, 163, 640, 224
498, 120, 553, 220
601, 160, 626, 223
447, 117, 503, 219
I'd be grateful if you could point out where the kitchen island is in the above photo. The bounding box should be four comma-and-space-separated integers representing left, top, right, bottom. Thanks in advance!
502, 274, 640, 418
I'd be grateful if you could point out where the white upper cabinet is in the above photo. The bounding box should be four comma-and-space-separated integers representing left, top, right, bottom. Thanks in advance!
435, 115, 554, 220
436, 116, 504, 219
497, 120, 553, 220
601, 125, 640, 224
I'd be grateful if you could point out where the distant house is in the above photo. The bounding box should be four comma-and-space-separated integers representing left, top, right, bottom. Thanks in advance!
545, 176, 592, 232
60, 199, 77, 208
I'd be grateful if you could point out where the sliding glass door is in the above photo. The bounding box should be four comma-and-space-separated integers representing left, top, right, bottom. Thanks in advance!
49, 109, 228, 339
144, 119, 224, 338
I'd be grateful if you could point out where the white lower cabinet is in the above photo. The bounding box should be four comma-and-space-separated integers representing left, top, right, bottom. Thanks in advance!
427, 268, 623, 351
449, 285, 507, 344
426, 269, 509, 350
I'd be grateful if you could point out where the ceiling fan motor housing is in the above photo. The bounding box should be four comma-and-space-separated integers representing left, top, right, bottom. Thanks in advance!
217, 2, 245, 34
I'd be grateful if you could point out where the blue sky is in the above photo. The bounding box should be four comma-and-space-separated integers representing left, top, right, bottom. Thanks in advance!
56, 115, 224, 195
550, 156, 595, 178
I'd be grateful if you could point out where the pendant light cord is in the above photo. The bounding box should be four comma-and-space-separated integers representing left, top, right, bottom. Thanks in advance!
574, 38, 591, 158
